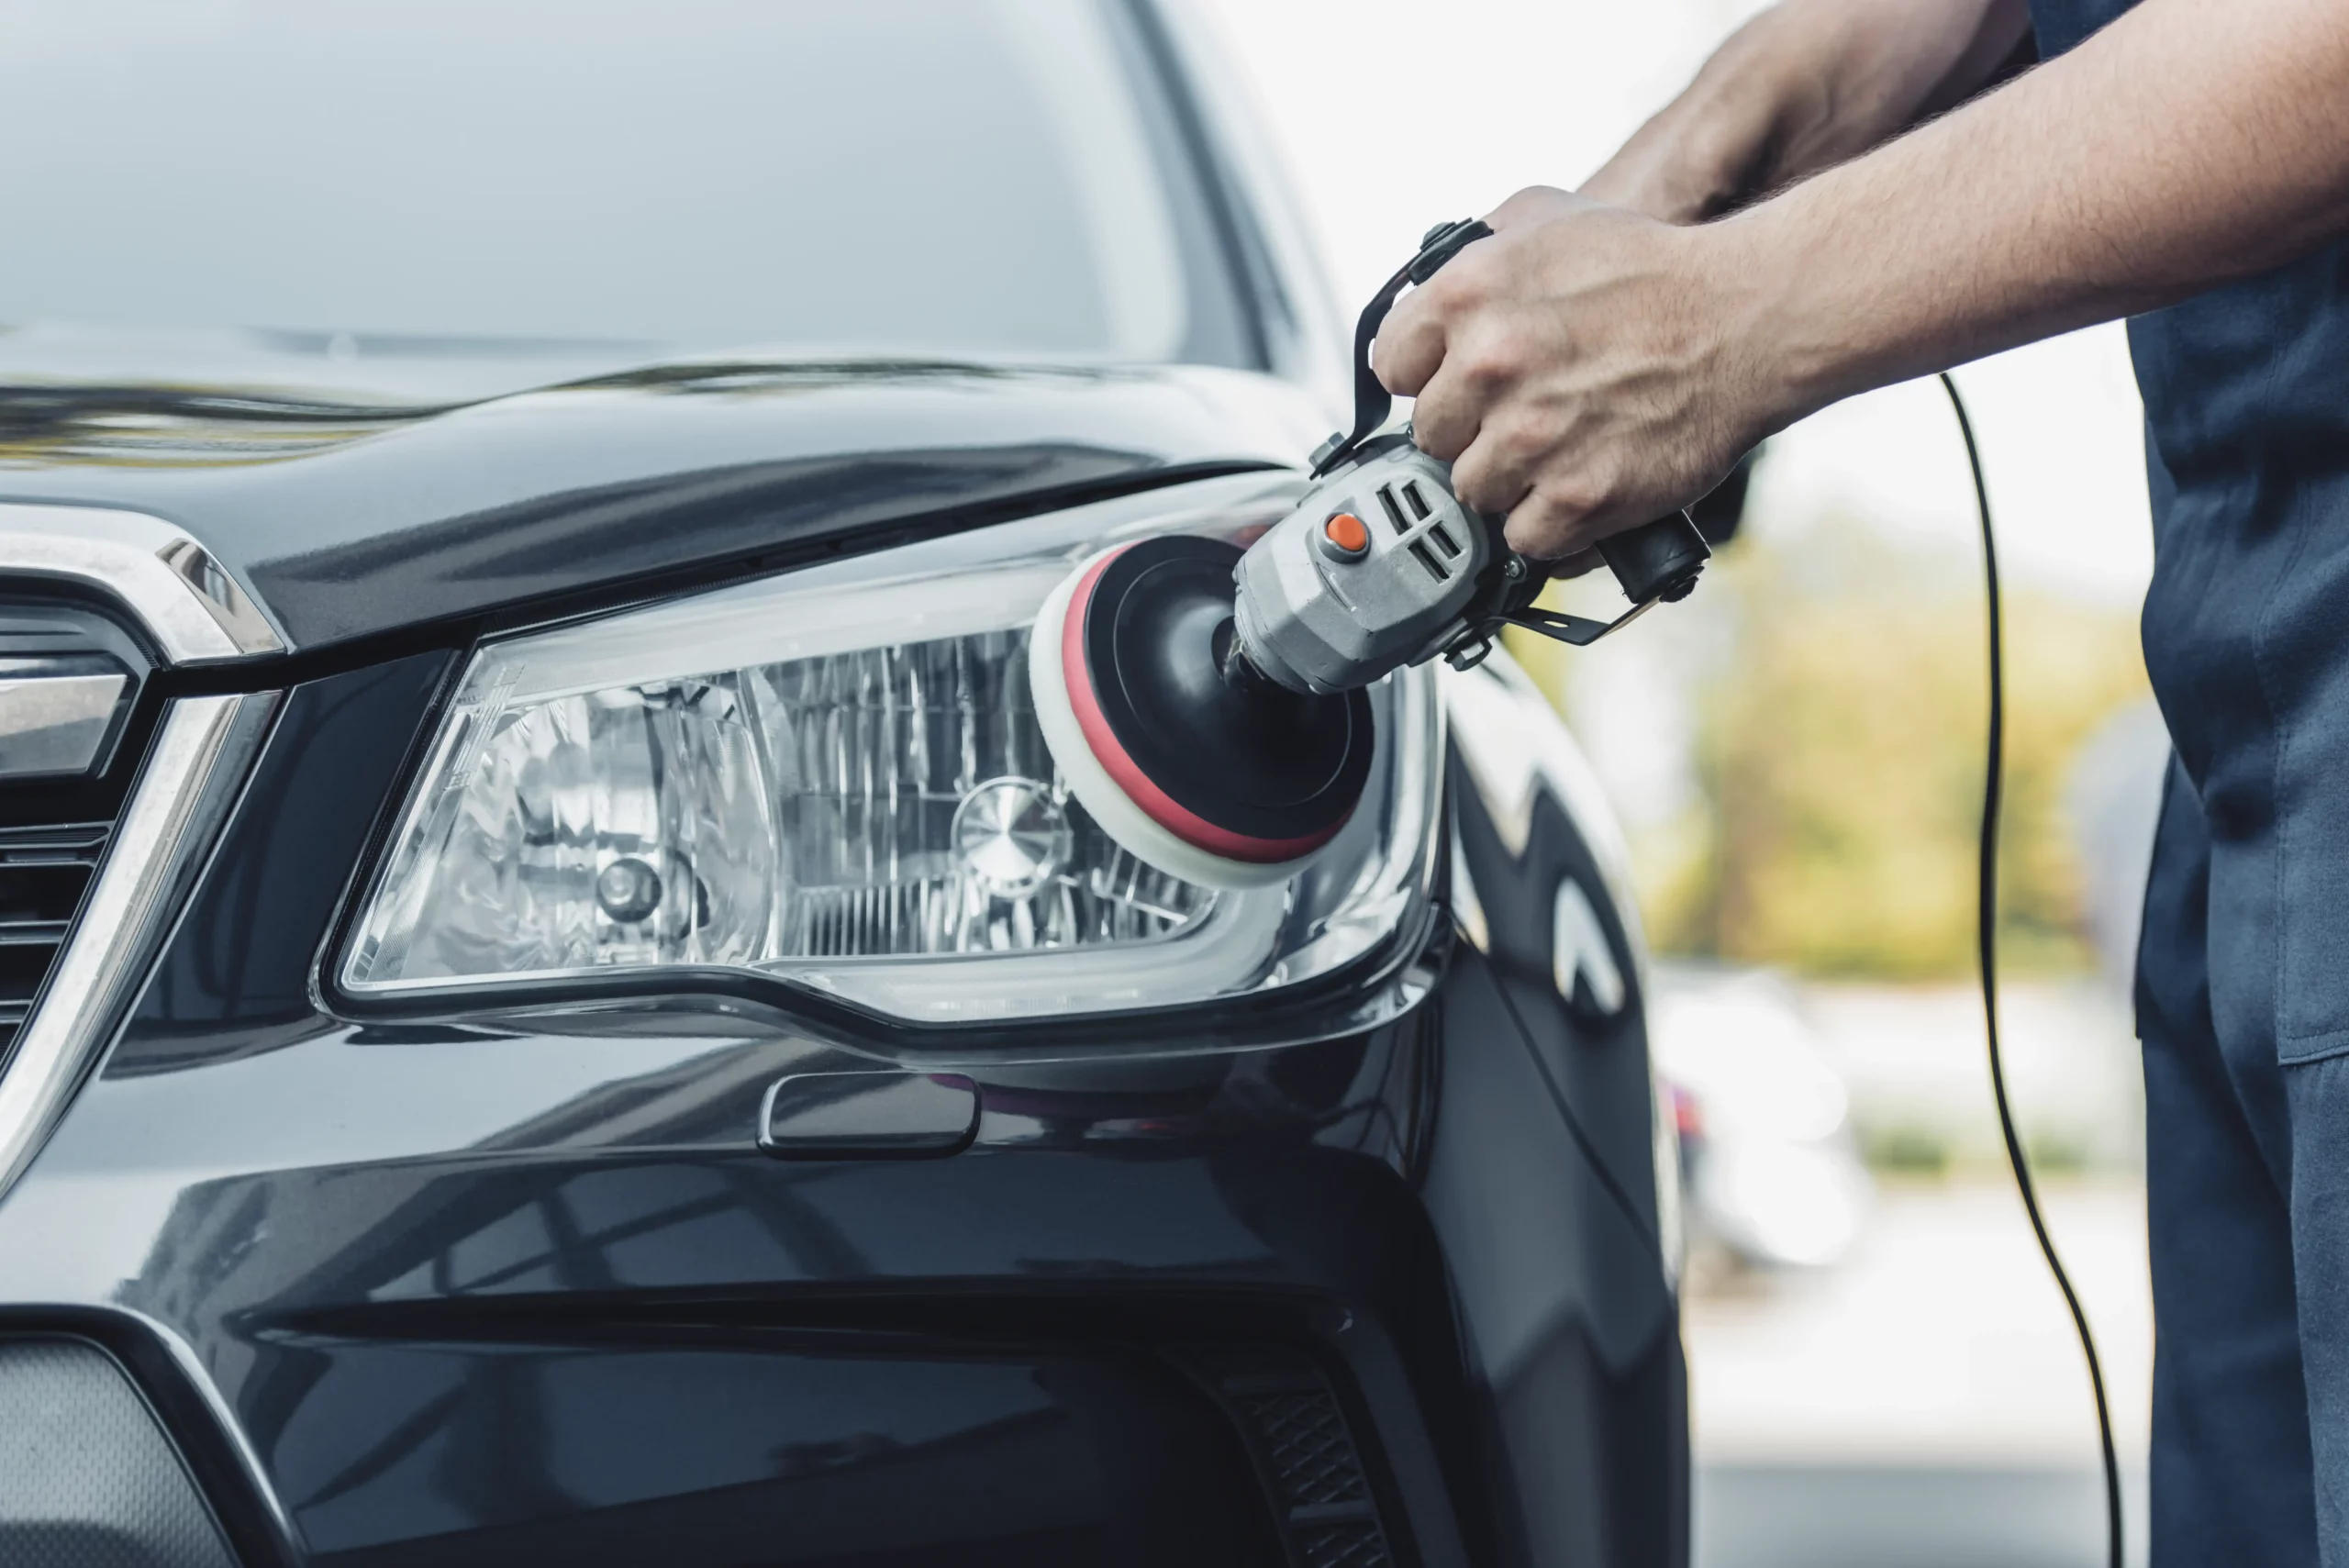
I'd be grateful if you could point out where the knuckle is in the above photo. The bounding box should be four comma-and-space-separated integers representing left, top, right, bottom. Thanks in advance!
1426, 257, 1488, 307
1504, 506, 1574, 560
1377, 360, 1428, 399
1494, 414, 1550, 464
1406, 384, 1461, 443
1459, 331, 1522, 385
1453, 351, 1508, 397
1415, 417, 1465, 463
1373, 345, 1430, 397
1453, 457, 1506, 512
1544, 473, 1609, 521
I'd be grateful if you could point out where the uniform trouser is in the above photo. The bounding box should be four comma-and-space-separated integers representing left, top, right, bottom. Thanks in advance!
2140, 756, 2329, 1563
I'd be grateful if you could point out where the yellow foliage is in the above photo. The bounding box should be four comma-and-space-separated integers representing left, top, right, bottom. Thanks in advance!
1522, 522, 2149, 979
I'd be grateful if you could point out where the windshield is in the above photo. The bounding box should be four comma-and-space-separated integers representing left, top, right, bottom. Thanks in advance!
0, 0, 1253, 364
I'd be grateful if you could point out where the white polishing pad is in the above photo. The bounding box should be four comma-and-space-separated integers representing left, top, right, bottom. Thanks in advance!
1028, 551, 1316, 892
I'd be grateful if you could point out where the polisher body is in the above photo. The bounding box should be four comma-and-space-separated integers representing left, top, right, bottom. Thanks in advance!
1025, 215, 1711, 890
1231, 433, 1499, 695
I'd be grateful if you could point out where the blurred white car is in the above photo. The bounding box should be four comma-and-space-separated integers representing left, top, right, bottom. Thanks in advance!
1651, 966, 1874, 1269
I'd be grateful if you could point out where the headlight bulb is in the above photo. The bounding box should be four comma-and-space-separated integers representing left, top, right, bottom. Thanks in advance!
595, 856, 664, 925
950, 776, 1072, 902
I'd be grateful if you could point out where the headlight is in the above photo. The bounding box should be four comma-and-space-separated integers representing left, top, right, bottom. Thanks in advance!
339, 474, 1440, 1025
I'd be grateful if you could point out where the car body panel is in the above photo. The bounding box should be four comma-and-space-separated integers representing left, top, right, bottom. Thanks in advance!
0, 361, 1327, 653
0, 651, 1682, 1567
0, 2, 1686, 1561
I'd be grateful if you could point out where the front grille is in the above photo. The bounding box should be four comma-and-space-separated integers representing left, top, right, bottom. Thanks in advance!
1187, 1349, 1397, 1568
1297, 1523, 1392, 1568
1241, 1386, 1367, 1508
0, 597, 153, 1058
0, 823, 107, 1051
0, 1339, 238, 1568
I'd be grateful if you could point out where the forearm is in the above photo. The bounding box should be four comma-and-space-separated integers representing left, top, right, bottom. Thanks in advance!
1587, 0, 2031, 221
1370, 0, 2349, 560
1731, 0, 2349, 420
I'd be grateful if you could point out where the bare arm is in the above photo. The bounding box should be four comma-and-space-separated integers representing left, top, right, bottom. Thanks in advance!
1585, 0, 2032, 221
1377, 0, 2349, 559
1750, 0, 2349, 406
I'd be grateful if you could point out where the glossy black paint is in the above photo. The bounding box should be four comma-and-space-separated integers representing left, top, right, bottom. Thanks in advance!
1451, 751, 1667, 1251
0, 0, 1686, 1555
115, 651, 455, 1077
0, 654, 1685, 1567
266, 1337, 1286, 1568
0, 363, 1322, 656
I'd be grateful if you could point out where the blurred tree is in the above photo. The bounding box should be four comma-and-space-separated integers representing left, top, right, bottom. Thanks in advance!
1519, 519, 2149, 979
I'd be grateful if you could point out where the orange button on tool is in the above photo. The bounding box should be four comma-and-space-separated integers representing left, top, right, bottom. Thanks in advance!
1322, 511, 1370, 557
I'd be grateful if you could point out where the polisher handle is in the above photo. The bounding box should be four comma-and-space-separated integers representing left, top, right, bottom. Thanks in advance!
1497, 510, 1713, 651
1598, 511, 1710, 606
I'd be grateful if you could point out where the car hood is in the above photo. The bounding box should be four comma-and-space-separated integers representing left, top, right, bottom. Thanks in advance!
0, 330, 1327, 652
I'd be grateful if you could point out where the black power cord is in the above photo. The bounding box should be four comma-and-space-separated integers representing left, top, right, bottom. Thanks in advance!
1941, 371, 2124, 1568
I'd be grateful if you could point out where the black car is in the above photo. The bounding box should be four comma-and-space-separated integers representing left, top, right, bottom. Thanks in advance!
0, 5, 1687, 1565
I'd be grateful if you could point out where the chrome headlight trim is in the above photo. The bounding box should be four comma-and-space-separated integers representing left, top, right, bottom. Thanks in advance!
335, 473, 1443, 1029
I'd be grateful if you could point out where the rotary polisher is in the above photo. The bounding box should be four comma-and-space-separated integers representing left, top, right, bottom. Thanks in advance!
1030, 218, 1711, 889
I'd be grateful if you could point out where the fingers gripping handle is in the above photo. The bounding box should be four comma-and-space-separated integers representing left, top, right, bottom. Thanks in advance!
1313, 216, 1711, 648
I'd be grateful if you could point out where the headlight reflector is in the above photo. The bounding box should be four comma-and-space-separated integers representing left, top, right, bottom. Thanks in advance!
340, 475, 1438, 1023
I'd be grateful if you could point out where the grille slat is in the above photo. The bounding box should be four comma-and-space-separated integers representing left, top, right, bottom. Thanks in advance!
1239, 1387, 1367, 1507
1193, 1351, 1397, 1568
1299, 1523, 1392, 1568
0, 823, 107, 1051
0, 599, 152, 1061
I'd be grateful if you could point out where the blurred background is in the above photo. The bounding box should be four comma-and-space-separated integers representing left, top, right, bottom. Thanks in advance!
1198, 3, 2165, 1564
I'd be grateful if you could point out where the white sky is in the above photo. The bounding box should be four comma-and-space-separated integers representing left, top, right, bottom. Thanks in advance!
1197, 0, 2155, 606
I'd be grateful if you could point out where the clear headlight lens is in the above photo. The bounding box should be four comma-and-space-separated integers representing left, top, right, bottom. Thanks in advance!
340, 474, 1440, 1024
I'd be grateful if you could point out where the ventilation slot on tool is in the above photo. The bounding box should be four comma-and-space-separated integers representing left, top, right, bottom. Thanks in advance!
1399, 482, 1432, 521
1408, 541, 1450, 582
1426, 523, 1462, 559
1375, 485, 1410, 534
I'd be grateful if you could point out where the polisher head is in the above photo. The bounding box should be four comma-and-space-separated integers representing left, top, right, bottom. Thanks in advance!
1028, 536, 1375, 890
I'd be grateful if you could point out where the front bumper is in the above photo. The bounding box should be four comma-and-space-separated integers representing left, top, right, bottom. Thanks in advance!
0, 654, 1685, 1568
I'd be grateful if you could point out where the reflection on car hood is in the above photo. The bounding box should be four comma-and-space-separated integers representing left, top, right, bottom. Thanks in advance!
0, 329, 1325, 651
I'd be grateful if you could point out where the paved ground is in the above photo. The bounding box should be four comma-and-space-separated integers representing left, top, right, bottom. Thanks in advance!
1697, 1463, 2147, 1568
1687, 1182, 2153, 1568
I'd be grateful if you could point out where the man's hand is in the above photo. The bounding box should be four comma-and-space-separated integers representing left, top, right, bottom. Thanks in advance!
1375, 188, 1778, 561
1373, 0, 2032, 562
1375, 0, 2349, 564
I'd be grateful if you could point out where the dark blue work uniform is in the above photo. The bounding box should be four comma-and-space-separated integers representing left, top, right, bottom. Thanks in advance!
2032, 2, 2349, 1561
